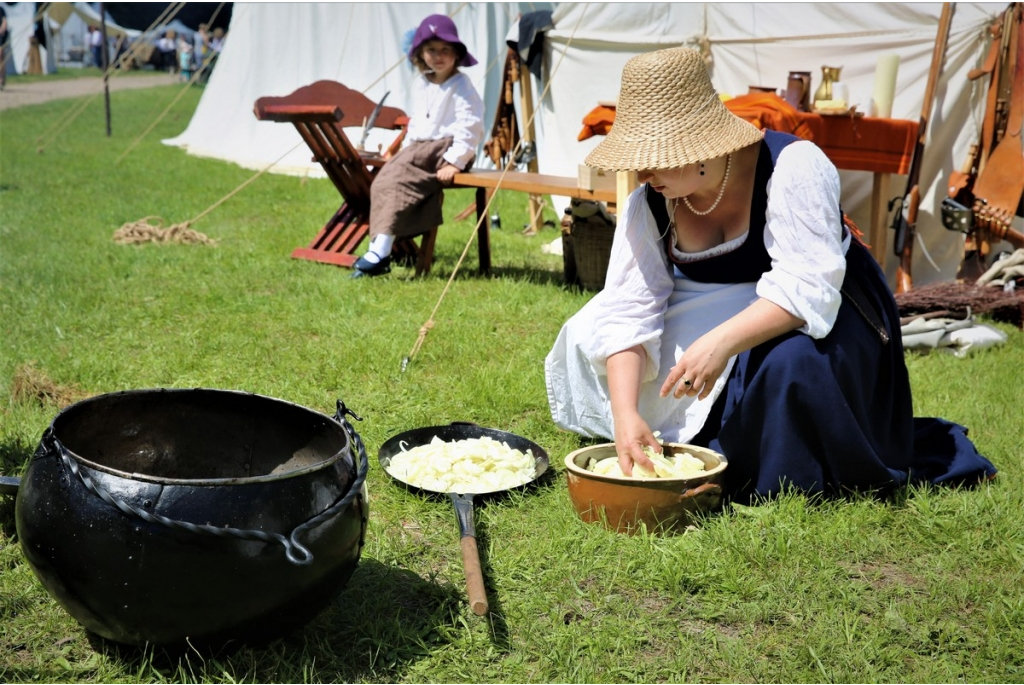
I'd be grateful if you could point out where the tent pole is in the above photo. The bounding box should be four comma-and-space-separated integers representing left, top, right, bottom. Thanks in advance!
100, 2, 111, 137
518, 62, 544, 234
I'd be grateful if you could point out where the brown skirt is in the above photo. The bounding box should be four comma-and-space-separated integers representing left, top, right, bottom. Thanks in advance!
369, 138, 454, 239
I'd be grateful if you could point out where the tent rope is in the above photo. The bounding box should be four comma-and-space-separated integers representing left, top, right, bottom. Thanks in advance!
36, 2, 187, 153
401, 4, 589, 372
38, 2, 183, 141
115, 2, 229, 164
114, 141, 303, 241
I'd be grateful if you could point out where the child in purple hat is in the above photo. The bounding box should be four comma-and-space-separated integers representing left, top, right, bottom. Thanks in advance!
353, 14, 485, 277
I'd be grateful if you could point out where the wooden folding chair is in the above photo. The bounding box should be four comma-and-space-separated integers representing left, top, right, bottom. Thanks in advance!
253, 80, 436, 275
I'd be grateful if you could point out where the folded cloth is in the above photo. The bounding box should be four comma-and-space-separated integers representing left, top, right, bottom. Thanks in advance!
722, 93, 816, 141
578, 94, 814, 142
578, 104, 617, 141
977, 248, 1024, 288
901, 314, 1008, 357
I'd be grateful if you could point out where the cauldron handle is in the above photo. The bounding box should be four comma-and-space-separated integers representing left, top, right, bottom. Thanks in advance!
51, 402, 370, 567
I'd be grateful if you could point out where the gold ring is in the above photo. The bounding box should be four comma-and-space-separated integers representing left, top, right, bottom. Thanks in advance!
683, 379, 692, 386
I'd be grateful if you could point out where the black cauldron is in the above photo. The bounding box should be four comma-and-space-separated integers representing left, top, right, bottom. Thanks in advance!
13, 388, 369, 647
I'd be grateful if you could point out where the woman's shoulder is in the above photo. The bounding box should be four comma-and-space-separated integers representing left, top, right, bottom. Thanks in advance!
771, 136, 833, 170
767, 137, 841, 201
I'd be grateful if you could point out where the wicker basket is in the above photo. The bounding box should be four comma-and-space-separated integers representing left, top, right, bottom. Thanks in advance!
565, 199, 617, 291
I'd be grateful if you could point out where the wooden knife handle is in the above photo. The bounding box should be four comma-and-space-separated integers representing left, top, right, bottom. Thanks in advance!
460, 535, 489, 616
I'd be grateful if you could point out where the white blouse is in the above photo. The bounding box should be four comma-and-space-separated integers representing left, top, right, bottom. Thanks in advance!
584, 140, 850, 378
404, 71, 485, 171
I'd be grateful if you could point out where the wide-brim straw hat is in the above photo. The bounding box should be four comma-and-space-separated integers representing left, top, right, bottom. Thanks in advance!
585, 47, 764, 171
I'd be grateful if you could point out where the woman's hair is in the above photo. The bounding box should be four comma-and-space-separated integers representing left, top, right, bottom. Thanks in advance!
409, 38, 467, 74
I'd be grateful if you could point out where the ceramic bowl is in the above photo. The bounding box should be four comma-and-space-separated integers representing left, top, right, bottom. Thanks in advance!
564, 443, 728, 534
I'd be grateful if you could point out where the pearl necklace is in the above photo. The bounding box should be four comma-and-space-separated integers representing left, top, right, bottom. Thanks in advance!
682, 154, 732, 216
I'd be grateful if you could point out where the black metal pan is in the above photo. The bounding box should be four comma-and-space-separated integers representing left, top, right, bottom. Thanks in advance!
377, 423, 549, 616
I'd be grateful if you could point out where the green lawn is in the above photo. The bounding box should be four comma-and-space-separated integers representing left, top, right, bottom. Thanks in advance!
1, 82, 1023, 684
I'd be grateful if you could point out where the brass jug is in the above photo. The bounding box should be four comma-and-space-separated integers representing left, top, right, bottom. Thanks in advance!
813, 65, 843, 103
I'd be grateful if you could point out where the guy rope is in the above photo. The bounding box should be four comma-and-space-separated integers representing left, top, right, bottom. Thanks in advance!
115, 2, 228, 164
401, 6, 589, 372
36, 2, 187, 154
113, 5, 471, 249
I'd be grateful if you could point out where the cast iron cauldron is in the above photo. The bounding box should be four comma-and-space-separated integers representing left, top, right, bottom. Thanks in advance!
11, 388, 369, 647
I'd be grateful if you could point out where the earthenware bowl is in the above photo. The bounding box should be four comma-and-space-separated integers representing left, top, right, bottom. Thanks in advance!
564, 443, 728, 534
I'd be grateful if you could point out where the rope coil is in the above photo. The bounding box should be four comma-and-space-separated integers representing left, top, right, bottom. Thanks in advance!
112, 216, 217, 245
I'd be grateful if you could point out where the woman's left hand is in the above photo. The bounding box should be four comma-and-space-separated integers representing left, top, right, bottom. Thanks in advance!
661, 330, 729, 401
436, 163, 460, 185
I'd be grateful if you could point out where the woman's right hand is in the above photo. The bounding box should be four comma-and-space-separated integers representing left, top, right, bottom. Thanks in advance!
613, 410, 661, 477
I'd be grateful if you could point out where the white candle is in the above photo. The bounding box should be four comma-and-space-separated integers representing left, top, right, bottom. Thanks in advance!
871, 53, 900, 118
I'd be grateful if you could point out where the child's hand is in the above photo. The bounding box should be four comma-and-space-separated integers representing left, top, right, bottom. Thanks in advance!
436, 163, 460, 185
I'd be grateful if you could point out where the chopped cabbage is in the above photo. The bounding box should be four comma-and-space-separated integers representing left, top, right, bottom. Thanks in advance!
586, 446, 706, 479
386, 435, 536, 493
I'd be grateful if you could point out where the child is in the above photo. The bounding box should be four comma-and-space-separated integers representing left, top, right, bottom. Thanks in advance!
353, 14, 485, 278
178, 39, 194, 82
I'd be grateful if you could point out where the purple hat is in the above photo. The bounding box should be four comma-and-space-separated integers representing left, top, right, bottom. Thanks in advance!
408, 14, 478, 67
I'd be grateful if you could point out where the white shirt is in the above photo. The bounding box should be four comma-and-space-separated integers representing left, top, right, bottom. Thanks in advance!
404, 71, 485, 171
585, 140, 849, 376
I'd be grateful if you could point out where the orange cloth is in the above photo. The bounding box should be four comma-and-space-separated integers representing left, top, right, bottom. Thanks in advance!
577, 97, 916, 175
723, 93, 816, 141
800, 113, 917, 175
578, 104, 617, 141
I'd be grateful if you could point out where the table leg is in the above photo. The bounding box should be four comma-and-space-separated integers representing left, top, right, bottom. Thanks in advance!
616, 171, 638, 214
869, 172, 891, 268
476, 187, 491, 274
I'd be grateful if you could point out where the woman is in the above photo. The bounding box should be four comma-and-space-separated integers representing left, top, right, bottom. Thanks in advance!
545, 47, 995, 499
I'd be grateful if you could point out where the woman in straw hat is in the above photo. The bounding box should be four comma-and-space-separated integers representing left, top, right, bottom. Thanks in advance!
546, 47, 995, 499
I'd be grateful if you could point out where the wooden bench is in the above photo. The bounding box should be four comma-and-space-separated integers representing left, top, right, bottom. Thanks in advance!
451, 170, 619, 273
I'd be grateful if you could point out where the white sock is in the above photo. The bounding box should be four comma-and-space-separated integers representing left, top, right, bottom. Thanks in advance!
364, 234, 395, 262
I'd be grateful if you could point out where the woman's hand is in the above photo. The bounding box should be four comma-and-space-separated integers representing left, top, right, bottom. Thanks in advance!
613, 410, 661, 477
660, 299, 806, 401
436, 163, 460, 185
661, 329, 730, 401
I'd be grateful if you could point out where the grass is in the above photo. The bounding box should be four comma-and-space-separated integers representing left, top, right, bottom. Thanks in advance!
2, 65, 169, 85
1, 81, 1023, 684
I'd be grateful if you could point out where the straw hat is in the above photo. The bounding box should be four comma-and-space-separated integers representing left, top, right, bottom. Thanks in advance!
585, 47, 763, 171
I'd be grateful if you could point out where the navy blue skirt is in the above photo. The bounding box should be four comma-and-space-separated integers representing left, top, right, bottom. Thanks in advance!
691, 238, 997, 499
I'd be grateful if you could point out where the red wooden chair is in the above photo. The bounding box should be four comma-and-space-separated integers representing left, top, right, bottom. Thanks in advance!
253, 80, 436, 275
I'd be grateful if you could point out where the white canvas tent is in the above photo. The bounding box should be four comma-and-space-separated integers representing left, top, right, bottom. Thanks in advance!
166, 3, 551, 174
165, 2, 1018, 287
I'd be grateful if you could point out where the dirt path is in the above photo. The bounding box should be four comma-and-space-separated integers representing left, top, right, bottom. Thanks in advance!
0, 73, 181, 111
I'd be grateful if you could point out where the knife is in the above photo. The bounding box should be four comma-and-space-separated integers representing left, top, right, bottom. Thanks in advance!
358, 91, 390, 151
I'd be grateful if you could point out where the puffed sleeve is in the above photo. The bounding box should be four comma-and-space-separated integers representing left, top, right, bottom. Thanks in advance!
442, 74, 485, 170
582, 186, 675, 381
756, 140, 850, 339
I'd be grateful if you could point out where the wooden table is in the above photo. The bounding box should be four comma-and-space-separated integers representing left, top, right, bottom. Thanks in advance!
800, 113, 917, 264
579, 97, 918, 266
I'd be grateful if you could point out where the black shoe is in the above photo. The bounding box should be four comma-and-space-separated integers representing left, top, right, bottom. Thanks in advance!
351, 255, 391, 278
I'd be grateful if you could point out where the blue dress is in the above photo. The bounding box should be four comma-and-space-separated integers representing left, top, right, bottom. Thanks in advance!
645, 131, 996, 499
